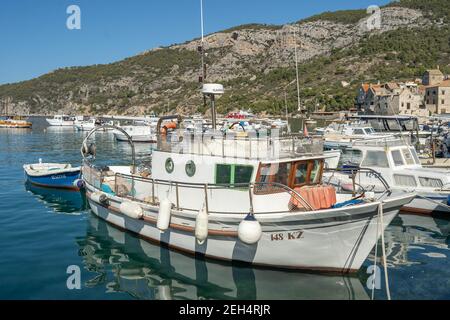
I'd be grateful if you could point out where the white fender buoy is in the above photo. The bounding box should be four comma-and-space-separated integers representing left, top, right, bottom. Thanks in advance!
238, 213, 262, 245
120, 201, 143, 219
157, 197, 172, 232
195, 204, 209, 244
91, 192, 108, 205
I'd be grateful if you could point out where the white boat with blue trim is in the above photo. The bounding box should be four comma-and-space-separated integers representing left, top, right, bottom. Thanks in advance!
24, 160, 83, 190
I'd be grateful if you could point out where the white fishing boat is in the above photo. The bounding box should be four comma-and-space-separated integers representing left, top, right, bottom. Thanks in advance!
81, 89, 414, 273
46, 115, 75, 127
324, 136, 450, 215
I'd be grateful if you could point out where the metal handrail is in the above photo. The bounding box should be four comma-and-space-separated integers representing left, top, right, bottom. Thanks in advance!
81, 124, 137, 174
324, 166, 391, 194
92, 169, 316, 213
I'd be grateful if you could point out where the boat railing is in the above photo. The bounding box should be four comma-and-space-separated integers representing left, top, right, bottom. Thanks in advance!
82, 161, 315, 214
156, 131, 324, 160
324, 166, 392, 198
352, 135, 412, 148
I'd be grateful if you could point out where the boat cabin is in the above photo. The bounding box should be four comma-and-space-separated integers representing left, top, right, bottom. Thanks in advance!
350, 138, 449, 190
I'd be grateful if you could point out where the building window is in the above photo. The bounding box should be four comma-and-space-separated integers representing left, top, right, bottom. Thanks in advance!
407, 103, 411, 110
442, 90, 446, 95
442, 100, 445, 105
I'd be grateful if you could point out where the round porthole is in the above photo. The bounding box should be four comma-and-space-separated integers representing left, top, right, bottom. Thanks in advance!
185, 160, 196, 177
165, 158, 174, 174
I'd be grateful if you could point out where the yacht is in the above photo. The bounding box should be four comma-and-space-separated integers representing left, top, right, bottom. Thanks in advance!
46, 115, 75, 127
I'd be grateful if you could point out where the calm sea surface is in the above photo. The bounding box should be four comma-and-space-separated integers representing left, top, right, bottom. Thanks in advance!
0, 117, 450, 300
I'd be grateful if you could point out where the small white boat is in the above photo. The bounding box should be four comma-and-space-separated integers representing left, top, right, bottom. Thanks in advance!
24, 160, 83, 190
114, 125, 157, 143
46, 115, 75, 127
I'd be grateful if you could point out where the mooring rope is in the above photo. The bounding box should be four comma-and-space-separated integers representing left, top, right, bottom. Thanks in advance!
379, 203, 391, 300
371, 203, 380, 300
372, 203, 391, 300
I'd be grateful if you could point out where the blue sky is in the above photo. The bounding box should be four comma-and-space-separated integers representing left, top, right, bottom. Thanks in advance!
0, 0, 392, 85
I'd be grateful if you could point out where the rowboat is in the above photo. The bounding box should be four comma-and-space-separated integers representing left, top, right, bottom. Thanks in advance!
23, 161, 83, 190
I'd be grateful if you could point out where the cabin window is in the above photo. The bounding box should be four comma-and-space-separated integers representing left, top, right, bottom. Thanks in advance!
361, 151, 389, 168
293, 162, 308, 186
354, 129, 365, 135
216, 164, 232, 184
185, 160, 196, 177
165, 158, 174, 174
394, 174, 417, 187
255, 160, 323, 194
410, 148, 420, 165
419, 177, 443, 188
391, 150, 405, 166
235, 165, 254, 185
215, 164, 253, 186
401, 149, 415, 165
310, 160, 322, 184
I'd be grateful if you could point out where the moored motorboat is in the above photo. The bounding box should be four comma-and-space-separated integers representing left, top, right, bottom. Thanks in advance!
81, 115, 414, 273
324, 136, 450, 215
23, 160, 83, 190
46, 115, 75, 127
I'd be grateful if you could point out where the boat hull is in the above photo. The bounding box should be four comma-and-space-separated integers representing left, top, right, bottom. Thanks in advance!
86, 186, 411, 273
114, 132, 156, 143
26, 170, 81, 190
46, 119, 74, 127
402, 195, 450, 215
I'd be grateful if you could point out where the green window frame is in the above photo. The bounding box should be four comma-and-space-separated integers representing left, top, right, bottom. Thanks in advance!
215, 164, 253, 187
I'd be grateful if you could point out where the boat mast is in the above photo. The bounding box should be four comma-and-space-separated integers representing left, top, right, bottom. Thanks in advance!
293, 26, 301, 123
199, 0, 207, 112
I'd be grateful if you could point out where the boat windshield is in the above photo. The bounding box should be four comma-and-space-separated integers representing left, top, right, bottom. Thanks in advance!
410, 147, 421, 165
255, 160, 324, 194
391, 150, 405, 166
364, 128, 375, 134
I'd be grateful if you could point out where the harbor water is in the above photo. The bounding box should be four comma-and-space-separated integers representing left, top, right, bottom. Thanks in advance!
1, 117, 450, 300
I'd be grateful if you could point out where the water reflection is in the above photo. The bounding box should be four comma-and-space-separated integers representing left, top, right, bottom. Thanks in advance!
25, 182, 88, 214
76, 215, 369, 300
375, 214, 450, 268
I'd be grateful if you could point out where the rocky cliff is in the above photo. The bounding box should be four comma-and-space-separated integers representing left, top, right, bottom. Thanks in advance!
0, 0, 449, 116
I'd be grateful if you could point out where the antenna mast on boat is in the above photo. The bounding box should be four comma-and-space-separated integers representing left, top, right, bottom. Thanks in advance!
199, 0, 207, 110
293, 26, 302, 122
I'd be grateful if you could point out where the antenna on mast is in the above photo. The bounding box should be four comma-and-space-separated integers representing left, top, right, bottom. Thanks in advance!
199, 0, 207, 110
293, 25, 301, 119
